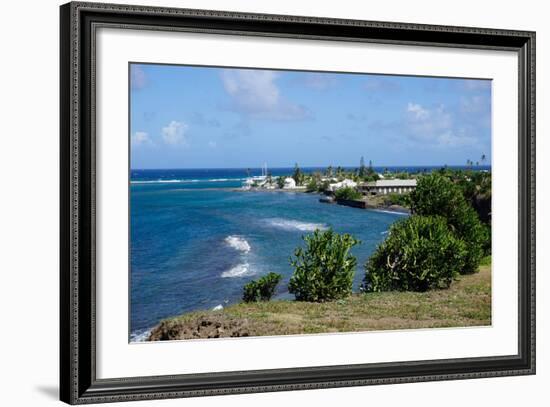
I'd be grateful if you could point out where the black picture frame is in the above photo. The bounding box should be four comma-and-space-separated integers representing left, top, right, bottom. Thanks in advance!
60, 1, 536, 404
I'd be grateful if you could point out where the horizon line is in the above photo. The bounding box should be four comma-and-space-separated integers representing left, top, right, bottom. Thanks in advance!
130, 164, 492, 171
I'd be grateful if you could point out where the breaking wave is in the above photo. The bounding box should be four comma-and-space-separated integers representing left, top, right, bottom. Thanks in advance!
224, 236, 251, 253
221, 263, 254, 278
265, 218, 328, 232
371, 209, 409, 216
130, 328, 151, 343
131, 178, 245, 184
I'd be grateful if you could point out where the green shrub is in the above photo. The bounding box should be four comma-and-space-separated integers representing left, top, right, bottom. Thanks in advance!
363, 215, 466, 292
383, 193, 411, 207
306, 178, 318, 192
480, 223, 491, 255
242, 272, 282, 303
334, 186, 362, 201
289, 229, 360, 302
410, 173, 487, 274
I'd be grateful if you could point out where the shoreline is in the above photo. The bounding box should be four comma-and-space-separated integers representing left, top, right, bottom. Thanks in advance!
233, 187, 411, 214
146, 261, 491, 341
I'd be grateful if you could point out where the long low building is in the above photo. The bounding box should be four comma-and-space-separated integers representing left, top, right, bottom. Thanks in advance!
360, 179, 417, 195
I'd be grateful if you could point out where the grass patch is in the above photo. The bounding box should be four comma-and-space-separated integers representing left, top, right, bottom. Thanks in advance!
149, 262, 491, 341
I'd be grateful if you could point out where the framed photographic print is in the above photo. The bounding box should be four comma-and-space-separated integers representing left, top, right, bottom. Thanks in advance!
60, 1, 536, 404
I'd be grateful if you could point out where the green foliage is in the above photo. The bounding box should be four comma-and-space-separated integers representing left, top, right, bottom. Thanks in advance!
334, 186, 362, 201
434, 167, 492, 224
480, 224, 491, 255
289, 229, 360, 302
306, 178, 318, 192
276, 176, 285, 189
382, 193, 411, 207
394, 172, 412, 180
292, 163, 304, 186
362, 173, 380, 182
358, 156, 367, 178
410, 173, 487, 274
317, 180, 330, 193
363, 215, 467, 292
242, 272, 283, 303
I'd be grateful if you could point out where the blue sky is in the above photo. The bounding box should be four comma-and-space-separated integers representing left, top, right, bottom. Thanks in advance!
130, 63, 491, 169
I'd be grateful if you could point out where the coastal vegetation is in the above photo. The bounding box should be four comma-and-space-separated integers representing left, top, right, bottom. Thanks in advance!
333, 186, 363, 201
242, 272, 282, 303
148, 258, 491, 340
288, 229, 360, 302
410, 173, 488, 274
363, 215, 467, 292
147, 163, 492, 341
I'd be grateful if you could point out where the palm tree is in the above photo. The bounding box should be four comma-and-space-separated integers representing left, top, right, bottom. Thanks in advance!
481, 154, 486, 166
358, 156, 366, 178
292, 163, 303, 185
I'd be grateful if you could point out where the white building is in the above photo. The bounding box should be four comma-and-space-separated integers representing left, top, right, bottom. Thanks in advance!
283, 177, 297, 189
328, 179, 357, 192
361, 179, 417, 195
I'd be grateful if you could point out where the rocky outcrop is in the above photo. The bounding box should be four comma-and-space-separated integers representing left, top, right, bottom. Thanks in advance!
149, 315, 251, 341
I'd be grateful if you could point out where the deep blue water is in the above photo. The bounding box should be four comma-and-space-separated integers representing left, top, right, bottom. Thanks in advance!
129, 166, 489, 341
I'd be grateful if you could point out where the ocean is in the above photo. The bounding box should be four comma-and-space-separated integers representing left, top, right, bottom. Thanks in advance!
129, 166, 488, 341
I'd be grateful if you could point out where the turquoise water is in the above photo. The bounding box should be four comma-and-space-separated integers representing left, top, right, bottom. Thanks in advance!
129, 168, 413, 341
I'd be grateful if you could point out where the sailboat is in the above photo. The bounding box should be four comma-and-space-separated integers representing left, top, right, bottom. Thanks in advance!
242, 163, 269, 189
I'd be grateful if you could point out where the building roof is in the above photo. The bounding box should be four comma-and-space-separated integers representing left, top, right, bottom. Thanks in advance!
364, 179, 417, 187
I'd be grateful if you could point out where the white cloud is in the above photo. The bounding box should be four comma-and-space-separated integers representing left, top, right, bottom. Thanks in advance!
161, 121, 189, 146
131, 131, 152, 147
208, 141, 217, 148
405, 102, 477, 148
220, 69, 308, 121
406, 102, 431, 120
460, 95, 490, 114
437, 130, 478, 147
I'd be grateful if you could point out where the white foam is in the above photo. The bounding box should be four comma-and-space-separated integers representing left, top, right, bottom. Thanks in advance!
265, 218, 328, 232
130, 328, 151, 342
130, 179, 199, 184
371, 209, 409, 216
224, 235, 251, 253
212, 304, 224, 311
221, 263, 254, 278
130, 178, 245, 184
209, 178, 245, 182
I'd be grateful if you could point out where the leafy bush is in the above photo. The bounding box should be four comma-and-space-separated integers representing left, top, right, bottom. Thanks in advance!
289, 229, 360, 302
480, 223, 491, 255
410, 173, 487, 274
363, 215, 466, 292
334, 186, 362, 201
242, 272, 283, 303
306, 178, 318, 192
382, 193, 411, 207
436, 168, 492, 224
